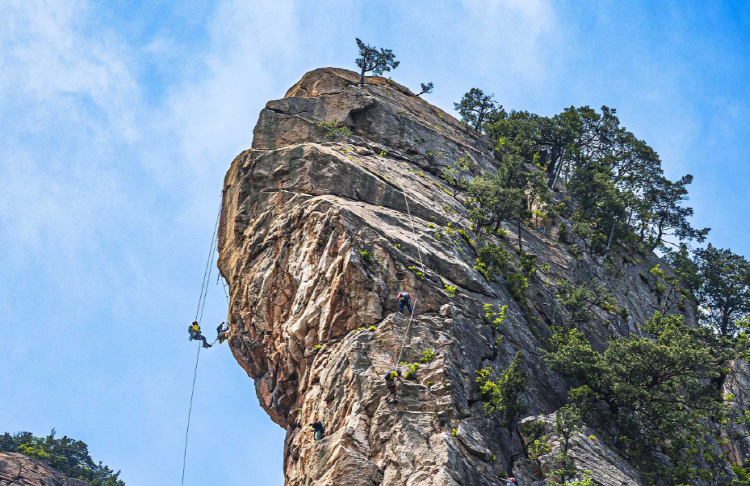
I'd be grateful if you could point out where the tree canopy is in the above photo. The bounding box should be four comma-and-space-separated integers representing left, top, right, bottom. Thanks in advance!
354, 38, 399, 85
0, 430, 125, 486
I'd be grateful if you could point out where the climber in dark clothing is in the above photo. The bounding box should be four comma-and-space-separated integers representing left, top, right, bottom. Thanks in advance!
189, 321, 212, 348
396, 291, 412, 315
310, 418, 325, 440
216, 322, 229, 344
385, 370, 402, 403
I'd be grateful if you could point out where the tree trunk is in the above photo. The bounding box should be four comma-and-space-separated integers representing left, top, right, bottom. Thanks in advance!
517, 219, 523, 254
603, 221, 616, 259
359, 68, 366, 86
507, 426, 515, 475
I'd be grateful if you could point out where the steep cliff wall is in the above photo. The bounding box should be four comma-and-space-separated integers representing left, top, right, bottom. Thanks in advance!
217, 68, 704, 485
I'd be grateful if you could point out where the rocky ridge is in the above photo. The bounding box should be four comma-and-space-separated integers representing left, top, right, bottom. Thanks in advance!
0, 452, 90, 486
217, 68, 742, 485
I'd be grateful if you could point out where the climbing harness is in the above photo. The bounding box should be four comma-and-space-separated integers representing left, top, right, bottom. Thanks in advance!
395, 181, 428, 366
181, 196, 223, 486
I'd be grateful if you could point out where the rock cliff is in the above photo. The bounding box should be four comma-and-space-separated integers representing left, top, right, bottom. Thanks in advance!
0, 452, 90, 486
216, 68, 721, 485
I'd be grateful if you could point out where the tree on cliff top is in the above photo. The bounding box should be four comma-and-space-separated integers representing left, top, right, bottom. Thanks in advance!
355, 38, 399, 85
454, 88, 500, 131
0, 429, 125, 485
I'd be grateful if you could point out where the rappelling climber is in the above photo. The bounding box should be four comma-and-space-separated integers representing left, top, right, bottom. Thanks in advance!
188, 321, 212, 348
310, 418, 325, 441
396, 291, 412, 315
216, 322, 229, 344
384, 369, 402, 403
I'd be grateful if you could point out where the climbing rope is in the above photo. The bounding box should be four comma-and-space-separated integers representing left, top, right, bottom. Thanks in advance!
395, 181, 428, 366
181, 196, 223, 486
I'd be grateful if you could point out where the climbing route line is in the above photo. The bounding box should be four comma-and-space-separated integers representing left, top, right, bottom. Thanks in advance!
181, 195, 223, 486
395, 181, 428, 366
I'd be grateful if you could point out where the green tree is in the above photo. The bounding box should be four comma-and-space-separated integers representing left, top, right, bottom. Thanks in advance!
440, 152, 471, 197
354, 38, 399, 85
476, 351, 529, 473
454, 88, 499, 131
549, 404, 582, 483
544, 313, 733, 449
556, 279, 621, 325
693, 244, 750, 337
639, 174, 709, 251
415, 82, 433, 97
0, 430, 125, 486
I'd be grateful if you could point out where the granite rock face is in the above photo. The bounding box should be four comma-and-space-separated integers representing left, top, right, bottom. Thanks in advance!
217, 68, 713, 485
0, 452, 90, 486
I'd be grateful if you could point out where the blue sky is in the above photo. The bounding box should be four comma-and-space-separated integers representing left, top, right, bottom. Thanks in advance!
1, 1, 748, 485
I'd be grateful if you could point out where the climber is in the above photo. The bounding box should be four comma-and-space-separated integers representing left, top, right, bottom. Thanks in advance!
498, 479, 516, 485
384, 369, 402, 403
188, 321, 212, 348
310, 418, 325, 441
216, 322, 229, 344
396, 291, 412, 315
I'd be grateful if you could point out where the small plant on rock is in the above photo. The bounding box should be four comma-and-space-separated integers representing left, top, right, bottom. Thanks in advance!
444, 284, 457, 297
318, 120, 352, 141
420, 348, 437, 364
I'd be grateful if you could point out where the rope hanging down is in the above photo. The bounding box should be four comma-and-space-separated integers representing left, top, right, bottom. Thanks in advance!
395, 183, 427, 366
181, 197, 223, 486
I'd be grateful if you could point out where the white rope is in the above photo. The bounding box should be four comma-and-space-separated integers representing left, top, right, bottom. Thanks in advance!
395, 181, 428, 365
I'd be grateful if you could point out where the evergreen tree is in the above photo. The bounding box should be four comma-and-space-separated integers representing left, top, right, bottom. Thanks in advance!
476, 351, 529, 473
415, 82, 433, 97
454, 88, 499, 131
354, 38, 399, 85
693, 244, 750, 337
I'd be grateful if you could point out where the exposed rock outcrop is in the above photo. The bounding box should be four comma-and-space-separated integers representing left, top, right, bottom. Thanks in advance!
0, 452, 90, 486
217, 68, 709, 485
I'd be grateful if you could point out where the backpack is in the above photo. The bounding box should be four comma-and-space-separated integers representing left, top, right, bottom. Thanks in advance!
188, 325, 197, 340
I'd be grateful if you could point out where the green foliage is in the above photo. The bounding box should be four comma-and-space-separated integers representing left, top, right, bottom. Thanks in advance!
444, 284, 457, 297
556, 279, 620, 325
400, 361, 420, 380
520, 251, 537, 277
369, 326, 377, 331
733, 464, 750, 481
0, 430, 125, 486
506, 272, 528, 303
314, 344, 322, 350
440, 152, 472, 196
558, 222, 570, 243
544, 312, 734, 450
691, 244, 750, 337
451, 428, 457, 437
474, 244, 510, 282
484, 304, 508, 330
521, 420, 552, 460
408, 265, 426, 280
355, 38, 399, 85
475, 352, 529, 429
360, 249, 374, 264
379, 149, 389, 157
454, 88, 500, 131
318, 120, 352, 141
416, 82, 434, 97
420, 348, 437, 364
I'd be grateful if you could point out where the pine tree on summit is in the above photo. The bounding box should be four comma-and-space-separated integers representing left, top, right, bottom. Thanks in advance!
355, 38, 399, 85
